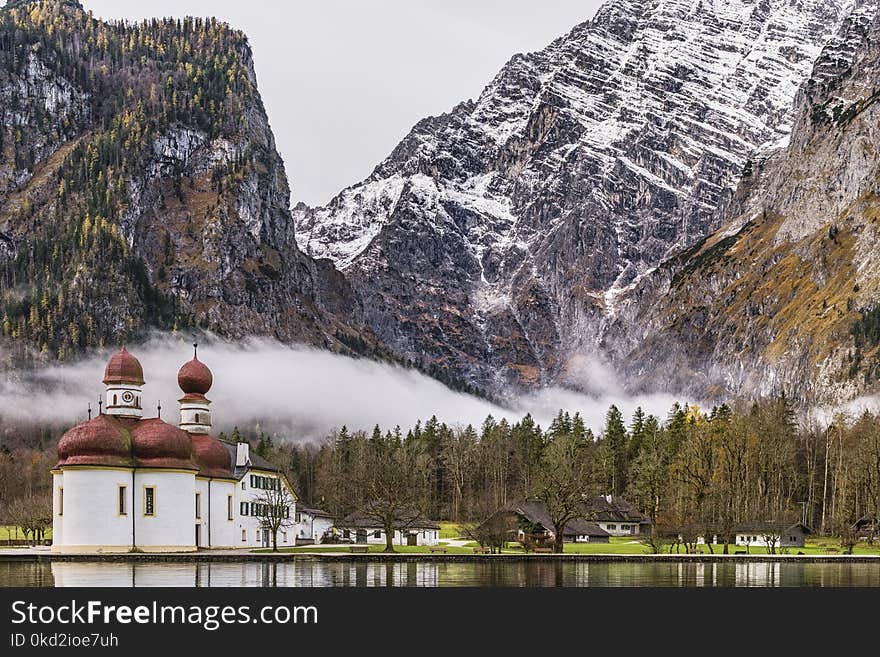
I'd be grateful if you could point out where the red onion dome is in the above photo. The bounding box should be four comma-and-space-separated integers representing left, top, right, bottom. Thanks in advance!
190, 434, 232, 478
131, 418, 197, 470
56, 414, 135, 468
178, 356, 212, 395
103, 346, 145, 386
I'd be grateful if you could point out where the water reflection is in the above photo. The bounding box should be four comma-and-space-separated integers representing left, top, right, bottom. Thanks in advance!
1, 560, 879, 587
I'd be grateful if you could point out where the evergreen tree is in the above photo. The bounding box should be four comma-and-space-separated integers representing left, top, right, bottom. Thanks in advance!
629, 406, 646, 460
604, 404, 628, 497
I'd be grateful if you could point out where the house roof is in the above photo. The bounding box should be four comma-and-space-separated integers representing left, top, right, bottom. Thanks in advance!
338, 510, 439, 530
852, 514, 876, 530
299, 506, 333, 520
580, 495, 651, 524
507, 500, 609, 538
220, 440, 280, 480
734, 522, 811, 535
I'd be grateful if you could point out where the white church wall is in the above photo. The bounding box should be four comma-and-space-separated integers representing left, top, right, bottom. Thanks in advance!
51, 472, 63, 547
195, 478, 209, 548
52, 468, 134, 552
208, 479, 236, 548
133, 471, 196, 551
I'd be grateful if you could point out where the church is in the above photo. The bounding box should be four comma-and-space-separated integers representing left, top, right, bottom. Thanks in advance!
51, 346, 297, 553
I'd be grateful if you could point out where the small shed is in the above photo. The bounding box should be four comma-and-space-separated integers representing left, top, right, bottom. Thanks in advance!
734, 522, 811, 548
336, 511, 440, 546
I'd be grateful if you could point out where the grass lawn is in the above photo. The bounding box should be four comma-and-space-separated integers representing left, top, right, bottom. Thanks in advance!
438, 522, 461, 540
643, 538, 880, 556
255, 534, 880, 556
0, 525, 51, 541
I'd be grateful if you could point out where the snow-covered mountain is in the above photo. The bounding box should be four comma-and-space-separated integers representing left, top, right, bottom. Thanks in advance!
607, 0, 880, 404
295, 0, 857, 394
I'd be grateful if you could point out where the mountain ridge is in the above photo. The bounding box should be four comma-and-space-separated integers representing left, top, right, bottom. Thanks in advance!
295, 0, 860, 399
0, 0, 376, 367
605, 0, 880, 404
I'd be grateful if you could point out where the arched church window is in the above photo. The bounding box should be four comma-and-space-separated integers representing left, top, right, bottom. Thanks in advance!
113, 394, 117, 405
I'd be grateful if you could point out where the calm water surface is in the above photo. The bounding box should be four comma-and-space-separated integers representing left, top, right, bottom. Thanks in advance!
2, 560, 880, 587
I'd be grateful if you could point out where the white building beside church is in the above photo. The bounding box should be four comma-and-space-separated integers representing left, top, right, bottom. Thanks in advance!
51, 346, 296, 553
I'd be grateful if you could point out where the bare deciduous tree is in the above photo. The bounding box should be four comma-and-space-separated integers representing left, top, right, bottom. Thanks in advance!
533, 432, 594, 553
254, 481, 296, 551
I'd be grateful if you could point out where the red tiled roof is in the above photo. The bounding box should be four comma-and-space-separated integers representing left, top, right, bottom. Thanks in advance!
131, 418, 197, 470
190, 433, 232, 478
178, 356, 212, 395
56, 414, 134, 468
178, 392, 209, 402
102, 346, 145, 386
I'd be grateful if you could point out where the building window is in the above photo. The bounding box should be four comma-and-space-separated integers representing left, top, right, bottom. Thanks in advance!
343, 530, 350, 539
295, 512, 302, 523
256, 529, 260, 540
113, 394, 117, 405
144, 486, 156, 516
58, 487, 63, 516
241, 502, 249, 516
227, 495, 234, 521
195, 492, 201, 520
241, 481, 246, 490
608, 524, 616, 530
250, 475, 256, 488
282, 532, 287, 543
118, 485, 127, 516
241, 529, 246, 542
373, 530, 381, 538
250, 502, 257, 516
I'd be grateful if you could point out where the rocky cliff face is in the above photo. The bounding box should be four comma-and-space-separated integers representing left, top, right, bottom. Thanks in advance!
0, 0, 369, 366
6, 0, 878, 406
607, 0, 880, 404
295, 0, 856, 395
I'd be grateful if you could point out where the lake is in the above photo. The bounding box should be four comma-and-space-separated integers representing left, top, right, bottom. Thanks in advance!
2, 559, 880, 587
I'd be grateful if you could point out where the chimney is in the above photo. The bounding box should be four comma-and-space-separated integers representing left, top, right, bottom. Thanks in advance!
236, 442, 250, 467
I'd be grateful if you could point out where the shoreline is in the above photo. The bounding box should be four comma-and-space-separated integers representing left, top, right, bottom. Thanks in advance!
3, 551, 880, 564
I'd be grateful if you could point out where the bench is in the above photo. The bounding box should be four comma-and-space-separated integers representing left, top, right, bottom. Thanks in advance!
429, 546, 448, 553
534, 547, 554, 553
472, 547, 490, 554
734, 550, 747, 555
349, 545, 369, 553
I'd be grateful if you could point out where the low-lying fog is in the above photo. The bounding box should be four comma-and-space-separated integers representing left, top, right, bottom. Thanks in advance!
0, 335, 690, 440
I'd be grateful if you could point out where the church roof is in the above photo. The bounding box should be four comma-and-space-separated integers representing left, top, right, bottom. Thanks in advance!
56, 414, 134, 468
56, 414, 198, 471
178, 354, 213, 395
190, 433, 233, 478
102, 346, 144, 386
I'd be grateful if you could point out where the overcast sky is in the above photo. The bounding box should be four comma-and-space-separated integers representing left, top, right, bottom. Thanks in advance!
83, 1, 604, 206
